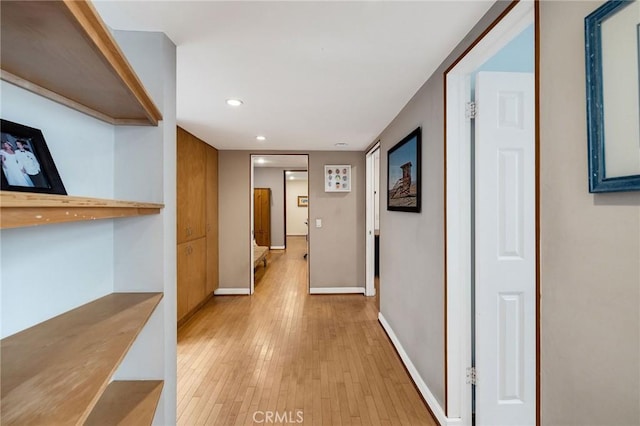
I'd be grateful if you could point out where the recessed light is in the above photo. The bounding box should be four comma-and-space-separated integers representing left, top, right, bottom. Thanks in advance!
256, 158, 265, 164
226, 98, 243, 107
289, 176, 295, 180
335, 142, 348, 147
285, 171, 292, 175
256, 135, 266, 141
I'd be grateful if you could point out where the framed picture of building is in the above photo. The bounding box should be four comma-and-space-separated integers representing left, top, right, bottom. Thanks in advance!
387, 127, 421, 212
324, 165, 351, 192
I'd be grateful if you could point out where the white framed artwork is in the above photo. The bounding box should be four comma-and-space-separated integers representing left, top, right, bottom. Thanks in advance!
324, 165, 351, 192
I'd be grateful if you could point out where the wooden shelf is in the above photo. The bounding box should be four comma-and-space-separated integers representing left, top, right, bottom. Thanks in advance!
0, 0, 162, 126
1, 292, 163, 425
0, 191, 164, 229
85, 380, 164, 426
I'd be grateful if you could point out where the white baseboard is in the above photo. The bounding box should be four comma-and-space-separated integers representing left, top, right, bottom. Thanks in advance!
270, 245, 285, 250
378, 313, 451, 426
309, 287, 365, 295
214, 288, 250, 296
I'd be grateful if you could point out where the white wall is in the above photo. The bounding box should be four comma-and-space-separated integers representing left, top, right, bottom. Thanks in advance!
111, 30, 177, 426
0, 81, 115, 338
286, 179, 308, 236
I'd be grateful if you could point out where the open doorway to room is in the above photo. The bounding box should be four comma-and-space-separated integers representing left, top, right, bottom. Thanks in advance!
365, 143, 380, 307
250, 155, 309, 294
445, 2, 536, 425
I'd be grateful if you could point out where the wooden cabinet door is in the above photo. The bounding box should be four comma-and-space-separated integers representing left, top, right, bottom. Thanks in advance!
177, 128, 206, 244
177, 242, 190, 321
206, 145, 219, 295
253, 188, 271, 247
177, 237, 207, 321
187, 237, 206, 312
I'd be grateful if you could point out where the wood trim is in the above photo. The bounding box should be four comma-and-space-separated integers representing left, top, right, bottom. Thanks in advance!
443, 71, 449, 416
61, 0, 162, 125
85, 380, 164, 426
534, 1, 541, 424
0, 191, 163, 229
1, 292, 163, 425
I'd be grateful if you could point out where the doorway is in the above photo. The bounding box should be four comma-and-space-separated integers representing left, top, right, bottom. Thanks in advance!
250, 155, 309, 294
445, 2, 536, 425
365, 143, 380, 301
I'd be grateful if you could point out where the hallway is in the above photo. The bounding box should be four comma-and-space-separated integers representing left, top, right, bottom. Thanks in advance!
177, 236, 437, 425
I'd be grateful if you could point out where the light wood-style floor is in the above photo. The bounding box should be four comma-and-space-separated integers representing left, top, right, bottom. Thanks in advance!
177, 236, 437, 425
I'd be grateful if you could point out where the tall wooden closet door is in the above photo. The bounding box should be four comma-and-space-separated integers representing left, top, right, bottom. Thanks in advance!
253, 188, 271, 247
177, 128, 206, 244
206, 145, 219, 295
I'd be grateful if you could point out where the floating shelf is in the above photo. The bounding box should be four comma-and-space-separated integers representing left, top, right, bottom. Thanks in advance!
85, 380, 164, 426
0, 0, 162, 126
0, 191, 164, 229
0, 292, 163, 425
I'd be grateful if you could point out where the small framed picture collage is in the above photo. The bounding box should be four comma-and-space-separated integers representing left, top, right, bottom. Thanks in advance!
324, 165, 351, 192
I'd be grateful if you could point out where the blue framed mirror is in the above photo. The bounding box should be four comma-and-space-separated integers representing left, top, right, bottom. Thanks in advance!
585, 0, 640, 192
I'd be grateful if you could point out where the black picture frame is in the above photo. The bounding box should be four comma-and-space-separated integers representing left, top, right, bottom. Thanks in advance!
1, 119, 66, 195
387, 127, 421, 212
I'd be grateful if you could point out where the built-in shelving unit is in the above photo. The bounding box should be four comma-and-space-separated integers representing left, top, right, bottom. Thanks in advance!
85, 380, 164, 426
0, 0, 162, 126
1, 0, 175, 423
0, 293, 163, 425
0, 191, 164, 229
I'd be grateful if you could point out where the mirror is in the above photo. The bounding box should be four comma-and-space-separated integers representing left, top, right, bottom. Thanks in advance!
585, 0, 640, 192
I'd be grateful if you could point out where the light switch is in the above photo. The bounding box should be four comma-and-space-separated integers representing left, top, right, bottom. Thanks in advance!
315, 219, 322, 228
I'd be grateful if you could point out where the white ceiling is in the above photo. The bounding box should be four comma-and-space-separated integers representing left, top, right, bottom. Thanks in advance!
94, 1, 494, 151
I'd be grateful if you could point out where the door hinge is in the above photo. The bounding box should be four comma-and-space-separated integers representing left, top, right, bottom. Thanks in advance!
465, 101, 477, 119
466, 367, 477, 385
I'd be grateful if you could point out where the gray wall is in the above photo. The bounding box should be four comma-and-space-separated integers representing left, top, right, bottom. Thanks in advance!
218, 151, 251, 288
218, 151, 365, 290
540, 2, 640, 424
254, 168, 286, 248
376, 0, 640, 421
309, 152, 365, 288
375, 1, 513, 410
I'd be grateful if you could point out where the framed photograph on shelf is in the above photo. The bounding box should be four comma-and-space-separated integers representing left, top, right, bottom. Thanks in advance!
297, 195, 309, 207
0, 119, 66, 195
387, 127, 421, 212
324, 165, 351, 192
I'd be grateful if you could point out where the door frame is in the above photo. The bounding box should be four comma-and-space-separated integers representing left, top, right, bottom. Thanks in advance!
250, 154, 310, 295
444, 1, 537, 424
365, 142, 380, 297
250, 155, 256, 295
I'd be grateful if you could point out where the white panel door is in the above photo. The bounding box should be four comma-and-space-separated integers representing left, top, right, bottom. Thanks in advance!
475, 71, 535, 426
